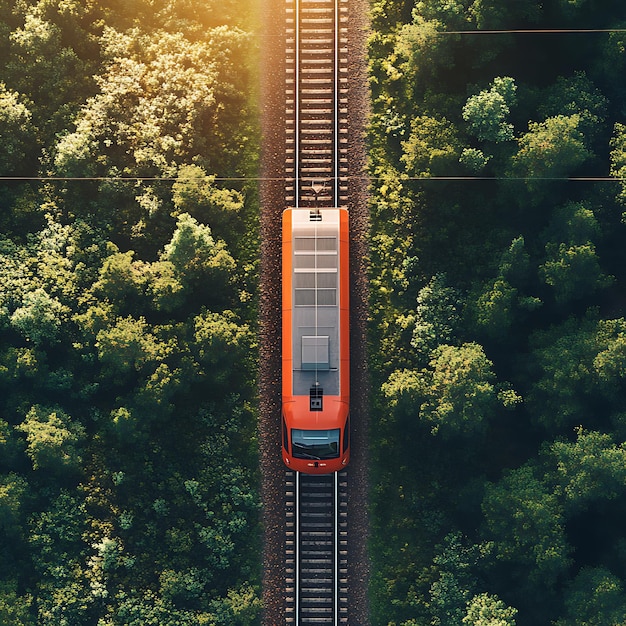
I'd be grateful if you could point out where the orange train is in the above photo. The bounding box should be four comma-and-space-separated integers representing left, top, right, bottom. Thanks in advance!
281, 207, 350, 473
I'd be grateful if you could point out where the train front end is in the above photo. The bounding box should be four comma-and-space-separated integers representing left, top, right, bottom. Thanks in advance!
281, 207, 350, 474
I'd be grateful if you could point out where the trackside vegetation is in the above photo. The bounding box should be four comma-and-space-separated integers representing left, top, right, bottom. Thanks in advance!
368, 0, 626, 624
0, 0, 261, 623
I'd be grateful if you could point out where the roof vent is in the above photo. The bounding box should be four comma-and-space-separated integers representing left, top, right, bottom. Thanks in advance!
310, 386, 323, 411
302, 336, 329, 370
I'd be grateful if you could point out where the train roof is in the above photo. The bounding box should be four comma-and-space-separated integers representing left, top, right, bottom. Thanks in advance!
288, 208, 344, 398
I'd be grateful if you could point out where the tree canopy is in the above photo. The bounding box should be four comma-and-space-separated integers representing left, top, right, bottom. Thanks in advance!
0, 0, 260, 623
368, 1, 626, 625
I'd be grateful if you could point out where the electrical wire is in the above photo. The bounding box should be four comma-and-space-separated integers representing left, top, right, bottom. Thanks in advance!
438, 28, 626, 34
0, 175, 625, 183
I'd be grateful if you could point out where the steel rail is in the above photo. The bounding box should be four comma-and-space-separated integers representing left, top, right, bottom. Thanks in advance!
334, 0, 339, 205
294, 0, 300, 208
295, 470, 300, 621
334, 471, 338, 626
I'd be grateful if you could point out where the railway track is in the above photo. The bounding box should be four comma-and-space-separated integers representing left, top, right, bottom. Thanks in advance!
283, 0, 350, 623
285, 0, 349, 209
285, 471, 348, 624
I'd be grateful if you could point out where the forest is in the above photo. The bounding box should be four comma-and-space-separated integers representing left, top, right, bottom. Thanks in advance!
367, 0, 626, 624
0, 0, 261, 623
6, 0, 626, 624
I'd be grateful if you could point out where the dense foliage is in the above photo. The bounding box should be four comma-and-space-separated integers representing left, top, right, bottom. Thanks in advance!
368, 0, 626, 624
0, 0, 260, 623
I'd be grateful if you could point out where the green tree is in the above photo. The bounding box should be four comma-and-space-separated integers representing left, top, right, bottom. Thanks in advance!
609, 122, 626, 209
0, 1, 260, 623
414, 0, 471, 30
393, 13, 455, 96
429, 532, 488, 626
381, 367, 426, 423
92, 251, 149, 313
547, 428, 626, 514
541, 201, 602, 245
29, 491, 93, 623
10, 288, 67, 345
51, 23, 254, 248
594, 323, 626, 386
172, 164, 244, 243
367, 0, 626, 623
208, 583, 262, 626
411, 273, 462, 361
418, 343, 518, 437
95, 315, 171, 378
193, 310, 252, 386
0, 473, 27, 538
482, 464, 571, 589
89, 247, 185, 316
18, 405, 85, 473
0, 83, 38, 175
471, 278, 519, 339
463, 77, 517, 143
384, 343, 520, 438
538, 202, 612, 305
145, 260, 185, 313
538, 72, 607, 143
463, 593, 517, 626
469, 236, 541, 341
0, 420, 22, 470
510, 115, 590, 194
540, 242, 612, 304
0, 580, 33, 626
7, 2, 97, 137
527, 314, 626, 431
459, 147, 490, 173
555, 567, 626, 626
401, 115, 461, 176
0, 240, 31, 314
54, 26, 251, 177
468, 0, 541, 28
162, 212, 235, 300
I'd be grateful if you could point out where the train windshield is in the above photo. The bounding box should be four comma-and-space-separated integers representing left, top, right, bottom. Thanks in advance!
292, 428, 340, 460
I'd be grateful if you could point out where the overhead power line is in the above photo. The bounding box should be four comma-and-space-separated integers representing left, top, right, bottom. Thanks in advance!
389, 176, 626, 182
0, 175, 625, 183
438, 28, 626, 34
0, 176, 254, 182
